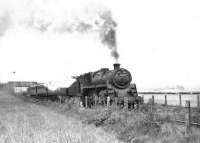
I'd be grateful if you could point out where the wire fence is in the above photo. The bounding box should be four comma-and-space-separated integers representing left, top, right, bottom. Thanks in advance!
138, 92, 200, 107
138, 93, 200, 137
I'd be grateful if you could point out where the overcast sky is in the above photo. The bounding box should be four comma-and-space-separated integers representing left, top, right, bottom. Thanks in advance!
0, 0, 200, 90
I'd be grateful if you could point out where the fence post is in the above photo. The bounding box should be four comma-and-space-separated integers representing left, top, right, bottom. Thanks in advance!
142, 95, 144, 103
165, 95, 167, 106
85, 96, 88, 108
46, 88, 48, 97
124, 96, 128, 109
197, 95, 200, 108
185, 100, 191, 137
94, 95, 97, 107
179, 93, 182, 106
115, 97, 118, 105
36, 86, 38, 96
152, 95, 154, 105
79, 96, 82, 107
107, 96, 110, 107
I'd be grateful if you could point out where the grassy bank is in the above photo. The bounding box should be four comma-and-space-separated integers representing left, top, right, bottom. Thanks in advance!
0, 91, 121, 143
7, 92, 200, 143
40, 99, 200, 143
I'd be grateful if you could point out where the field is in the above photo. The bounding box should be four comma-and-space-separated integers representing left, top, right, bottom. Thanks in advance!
0, 91, 121, 143
0, 90, 200, 143
28, 97, 200, 143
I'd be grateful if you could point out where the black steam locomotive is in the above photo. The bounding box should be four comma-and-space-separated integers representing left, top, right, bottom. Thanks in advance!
68, 63, 142, 108
27, 63, 142, 108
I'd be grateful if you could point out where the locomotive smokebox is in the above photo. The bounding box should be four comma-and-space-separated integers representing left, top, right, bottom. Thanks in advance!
113, 63, 120, 70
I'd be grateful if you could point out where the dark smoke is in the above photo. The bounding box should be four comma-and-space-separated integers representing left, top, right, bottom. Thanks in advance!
101, 28, 116, 48
111, 49, 119, 60
99, 10, 119, 61
25, 7, 120, 60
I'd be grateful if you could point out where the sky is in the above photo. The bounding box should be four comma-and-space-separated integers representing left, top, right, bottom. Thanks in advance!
0, 0, 200, 90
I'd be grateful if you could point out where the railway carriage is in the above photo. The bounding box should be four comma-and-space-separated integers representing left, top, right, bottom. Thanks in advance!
27, 85, 66, 102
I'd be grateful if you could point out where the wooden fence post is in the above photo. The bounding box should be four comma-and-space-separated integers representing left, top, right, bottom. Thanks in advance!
150, 95, 154, 112
36, 86, 38, 96
94, 95, 97, 107
79, 96, 82, 107
165, 95, 167, 106
197, 95, 200, 108
46, 88, 48, 97
179, 93, 182, 106
115, 97, 118, 105
142, 95, 144, 103
124, 96, 128, 109
185, 100, 191, 137
107, 96, 110, 107
152, 95, 154, 105
85, 96, 88, 108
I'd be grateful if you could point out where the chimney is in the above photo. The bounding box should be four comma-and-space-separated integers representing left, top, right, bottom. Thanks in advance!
113, 63, 120, 70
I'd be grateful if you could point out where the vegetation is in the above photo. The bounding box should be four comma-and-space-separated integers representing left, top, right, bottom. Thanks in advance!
1, 91, 200, 143
0, 91, 121, 143
44, 100, 200, 143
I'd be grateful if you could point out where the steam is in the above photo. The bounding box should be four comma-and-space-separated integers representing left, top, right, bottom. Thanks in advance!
99, 11, 119, 61
5, 2, 119, 61
0, 0, 120, 85
0, 12, 11, 37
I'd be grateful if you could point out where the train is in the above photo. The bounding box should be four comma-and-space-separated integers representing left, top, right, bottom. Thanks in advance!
27, 63, 143, 108
27, 85, 67, 103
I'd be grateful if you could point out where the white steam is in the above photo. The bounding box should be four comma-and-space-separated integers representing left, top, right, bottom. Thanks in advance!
0, 0, 119, 89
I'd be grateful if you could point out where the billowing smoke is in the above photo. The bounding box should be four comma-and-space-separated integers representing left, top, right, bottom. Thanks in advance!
0, 12, 11, 37
0, 1, 119, 60
99, 11, 119, 61
0, 0, 120, 88
17, 4, 119, 60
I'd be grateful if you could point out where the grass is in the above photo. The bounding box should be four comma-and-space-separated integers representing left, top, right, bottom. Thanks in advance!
1, 90, 200, 143
0, 91, 121, 143
44, 100, 200, 143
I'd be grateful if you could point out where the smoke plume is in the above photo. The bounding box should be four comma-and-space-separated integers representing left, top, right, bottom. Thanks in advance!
0, 1, 119, 60
0, 12, 11, 37
26, 7, 120, 61
99, 10, 119, 61
0, 0, 120, 85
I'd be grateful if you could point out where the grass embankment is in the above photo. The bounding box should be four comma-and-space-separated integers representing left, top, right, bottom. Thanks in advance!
42, 99, 200, 143
2, 91, 200, 143
0, 91, 121, 143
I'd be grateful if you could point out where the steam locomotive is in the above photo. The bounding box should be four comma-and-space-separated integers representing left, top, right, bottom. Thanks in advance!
68, 63, 142, 108
27, 63, 142, 108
